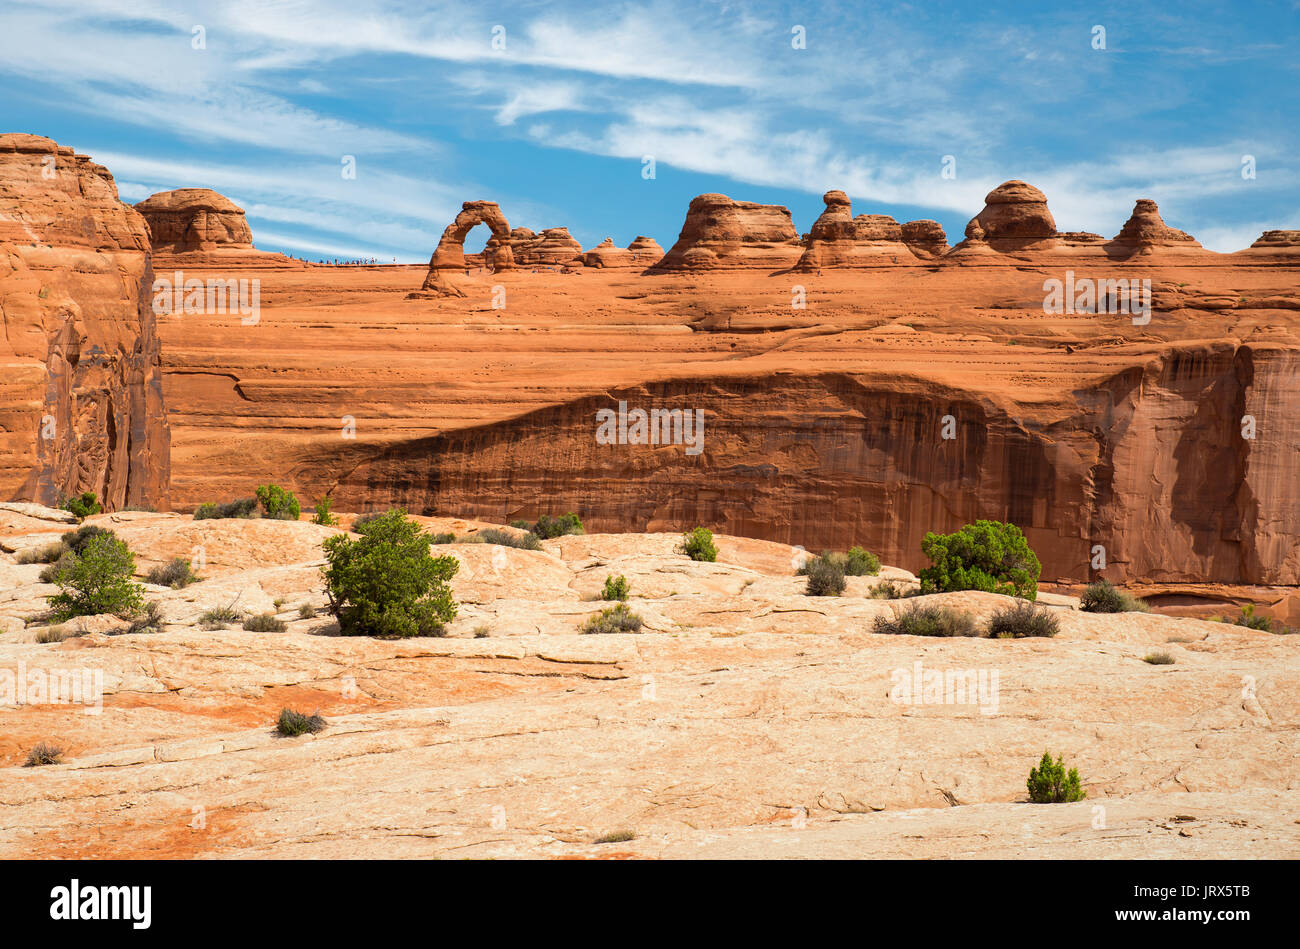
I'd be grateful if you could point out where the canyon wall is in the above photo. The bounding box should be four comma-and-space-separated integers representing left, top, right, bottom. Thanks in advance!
322, 344, 1300, 585
0, 134, 169, 509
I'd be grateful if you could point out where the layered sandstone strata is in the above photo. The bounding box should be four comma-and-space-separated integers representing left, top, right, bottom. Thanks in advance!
956, 180, 1059, 254
1106, 199, 1207, 258
0, 134, 169, 509
901, 220, 949, 258
519, 227, 584, 266
584, 238, 635, 268
628, 235, 665, 264
135, 189, 254, 252
649, 193, 803, 270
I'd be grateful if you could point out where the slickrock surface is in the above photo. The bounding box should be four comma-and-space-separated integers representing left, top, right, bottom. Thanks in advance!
650, 193, 803, 270
0, 508, 1295, 859
0, 134, 170, 510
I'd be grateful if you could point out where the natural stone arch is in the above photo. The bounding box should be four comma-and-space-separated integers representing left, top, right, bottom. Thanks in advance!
417, 200, 513, 297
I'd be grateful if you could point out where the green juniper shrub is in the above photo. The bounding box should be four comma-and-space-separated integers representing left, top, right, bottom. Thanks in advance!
24, 742, 64, 767
145, 558, 198, 589
323, 510, 459, 638
681, 526, 717, 563
60, 524, 114, 556
312, 496, 337, 526
1079, 579, 1149, 613
61, 492, 101, 520
873, 603, 980, 638
1232, 604, 1274, 632
582, 603, 644, 635
38, 554, 73, 584
276, 708, 326, 737
256, 484, 301, 521
193, 497, 259, 520
844, 546, 882, 577
477, 528, 542, 550
351, 510, 396, 533
243, 612, 287, 632
601, 574, 630, 601
532, 513, 584, 539
804, 553, 847, 596
1026, 751, 1086, 803
18, 542, 67, 565
919, 520, 1041, 600
987, 599, 1060, 638
46, 533, 144, 621
508, 519, 533, 531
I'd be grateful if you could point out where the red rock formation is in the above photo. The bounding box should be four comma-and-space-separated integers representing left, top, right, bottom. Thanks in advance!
584, 238, 635, 268
628, 236, 665, 264
972, 180, 1057, 242
484, 227, 536, 269
901, 220, 949, 258
1106, 199, 1205, 257
135, 189, 253, 252
519, 227, 584, 267
1237, 229, 1300, 262
649, 193, 802, 271
415, 200, 514, 297
0, 134, 169, 509
795, 191, 919, 270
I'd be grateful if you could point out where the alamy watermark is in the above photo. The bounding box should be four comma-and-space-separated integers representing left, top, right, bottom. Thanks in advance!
1043, 271, 1150, 325
890, 660, 1000, 715
152, 271, 260, 324
595, 400, 704, 456
0, 662, 103, 714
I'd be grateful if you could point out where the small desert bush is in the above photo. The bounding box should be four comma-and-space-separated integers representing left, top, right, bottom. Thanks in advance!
919, 520, 1040, 599
256, 483, 301, 521
24, 742, 64, 767
1143, 651, 1175, 665
804, 553, 846, 596
476, 528, 542, 550
124, 601, 164, 635
35, 626, 72, 644
46, 534, 144, 621
276, 708, 326, 737
18, 542, 67, 565
1079, 579, 1149, 613
593, 830, 637, 844
38, 555, 72, 584
987, 600, 1060, 639
311, 496, 337, 526
681, 526, 717, 562
473, 625, 491, 638
199, 604, 244, 629
508, 519, 533, 531
873, 603, 979, 638
60, 492, 101, 520
146, 558, 198, 589
323, 510, 459, 637
531, 513, 584, 539
298, 603, 316, 619
844, 546, 881, 576
582, 603, 644, 635
428, 531, 457, 545
243, 612, 287, 632
1026, 752, 1086, 803
193, 497, 259, 520
601, 574, 630, 601
870, 580, 903, 599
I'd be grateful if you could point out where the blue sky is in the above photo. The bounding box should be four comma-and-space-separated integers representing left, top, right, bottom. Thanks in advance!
2, 0, 1297, 261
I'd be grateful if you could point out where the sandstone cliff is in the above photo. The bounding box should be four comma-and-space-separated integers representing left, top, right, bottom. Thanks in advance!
0, 134, 169, 509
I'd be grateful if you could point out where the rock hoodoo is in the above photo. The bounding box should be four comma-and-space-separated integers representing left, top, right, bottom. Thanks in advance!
1108, 199, 1202, 254
0, 134, 170, 509
584, 238, 634, 268
901, 220, 949, 258
628, 236, 665, 263
649, 193, 802, 271
416, 200, 515, 298
794, 191, 918, 270
966, 180, 1058, 244
518, 227, 584, 267
134, 188, 254, 253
